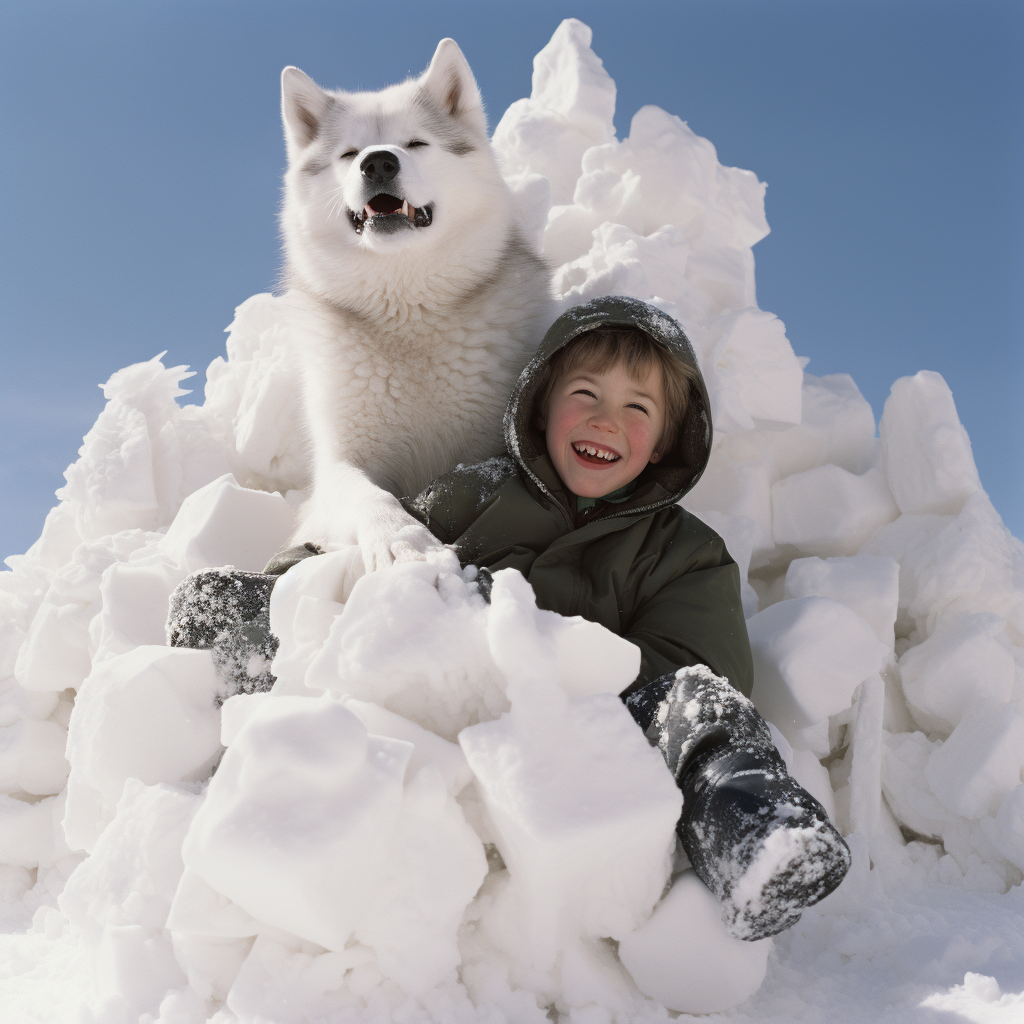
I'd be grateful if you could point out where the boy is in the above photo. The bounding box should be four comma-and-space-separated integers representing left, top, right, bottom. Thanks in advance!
169, 296, 850, 941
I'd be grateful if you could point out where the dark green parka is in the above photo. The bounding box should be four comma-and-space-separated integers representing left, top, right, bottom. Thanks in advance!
403, 296, 753, 697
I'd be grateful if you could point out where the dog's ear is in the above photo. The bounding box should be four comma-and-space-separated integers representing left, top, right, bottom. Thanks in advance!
281, 67, 332, 160
419, 39, 487, 136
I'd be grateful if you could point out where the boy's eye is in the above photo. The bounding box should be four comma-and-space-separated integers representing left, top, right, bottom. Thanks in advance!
628, 403, 649, 414
572, 389, 597, 399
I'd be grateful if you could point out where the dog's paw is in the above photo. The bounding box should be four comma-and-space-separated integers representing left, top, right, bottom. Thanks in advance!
357, 503, 441, 572
390, 524, 445, 564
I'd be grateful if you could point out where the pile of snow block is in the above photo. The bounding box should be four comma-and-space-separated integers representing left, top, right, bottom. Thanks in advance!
1, 18, 1022, 1024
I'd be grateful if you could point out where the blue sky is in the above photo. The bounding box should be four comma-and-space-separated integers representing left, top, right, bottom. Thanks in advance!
1, 0, 1021, 558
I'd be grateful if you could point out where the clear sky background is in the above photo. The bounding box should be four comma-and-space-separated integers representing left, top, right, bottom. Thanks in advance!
1, 0, 1021, 560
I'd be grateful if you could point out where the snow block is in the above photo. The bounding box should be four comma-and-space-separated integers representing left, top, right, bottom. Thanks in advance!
785, 554, 900, 647
182, 695, 408, 951
880, 371, 982, 516
14, 600, 92, 692
747, 597, 890, 748
899, 614, 1016, 736
307, 558, 507, 740
492, 18, 615, 206
981, 784, 1024, 873
766, 373, 876, 482
93, 559, 186, 662
684, 434, 773, 566
158, 473, 295, 574
182, 694, 486, 992
64, 646, 222, 851
0, 719, 69, 796
924, 702, 1024, 820
618, 869, 770, 1013
772, 465, 899, 557
0, 793, 66, 868
460, 694, 681, 969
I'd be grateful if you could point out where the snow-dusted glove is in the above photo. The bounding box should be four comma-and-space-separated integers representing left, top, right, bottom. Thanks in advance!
166, 569, 279, 705
624, 664, 851, 940
264, 542, 324, 576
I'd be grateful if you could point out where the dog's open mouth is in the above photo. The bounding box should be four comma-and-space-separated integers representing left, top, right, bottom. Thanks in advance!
349, 194, 433, 234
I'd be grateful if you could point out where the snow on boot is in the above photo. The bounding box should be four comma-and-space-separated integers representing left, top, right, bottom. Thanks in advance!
166, 569, 279, 705
624, 664, 851, 940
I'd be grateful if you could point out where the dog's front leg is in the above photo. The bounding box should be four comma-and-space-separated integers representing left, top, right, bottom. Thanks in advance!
294, 461, 441, 572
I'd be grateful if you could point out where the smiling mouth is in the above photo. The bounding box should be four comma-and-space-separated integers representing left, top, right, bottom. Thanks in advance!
349, 194, 433, 234
572, 441, 621, 464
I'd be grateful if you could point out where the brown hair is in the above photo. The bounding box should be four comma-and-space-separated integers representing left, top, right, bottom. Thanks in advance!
534, 327, 698, 454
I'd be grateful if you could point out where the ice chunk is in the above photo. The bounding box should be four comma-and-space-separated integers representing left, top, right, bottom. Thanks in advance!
157, 473, 295, 574
785, 555, 900, 646
459, 693, 681, 970
924, 702, 1024, 819
747, 597, 890, 748
618, 869, 770, 1013
880, 371, 982, 516
772, 465, 899, 557
63, 646, 222, 851
899, 614, 1016, 735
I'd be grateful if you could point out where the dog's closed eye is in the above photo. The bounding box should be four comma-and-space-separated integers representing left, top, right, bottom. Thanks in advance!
407, 139, 428, 149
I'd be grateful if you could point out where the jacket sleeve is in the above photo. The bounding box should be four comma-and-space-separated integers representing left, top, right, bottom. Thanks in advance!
622, 534, 754, 698
400, 456, 517, 546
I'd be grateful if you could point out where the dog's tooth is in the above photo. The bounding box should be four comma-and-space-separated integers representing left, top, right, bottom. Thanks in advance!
402, 199, 411, 219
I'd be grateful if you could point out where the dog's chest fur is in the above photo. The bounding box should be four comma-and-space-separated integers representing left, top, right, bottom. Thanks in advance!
295, 295, 538, 497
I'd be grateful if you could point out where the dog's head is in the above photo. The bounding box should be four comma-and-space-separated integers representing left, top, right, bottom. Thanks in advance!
281, 39, 506, 280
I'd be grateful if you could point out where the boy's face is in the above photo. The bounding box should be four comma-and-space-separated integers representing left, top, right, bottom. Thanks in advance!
540, 358, 666, 498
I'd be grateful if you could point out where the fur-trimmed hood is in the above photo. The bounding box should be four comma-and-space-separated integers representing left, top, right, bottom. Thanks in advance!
503, 295, 713, 517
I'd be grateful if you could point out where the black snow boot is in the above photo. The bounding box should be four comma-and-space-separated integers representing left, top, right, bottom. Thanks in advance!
166, 545, 325, 704
624, 664, 851, 940
167, 568, 280, 705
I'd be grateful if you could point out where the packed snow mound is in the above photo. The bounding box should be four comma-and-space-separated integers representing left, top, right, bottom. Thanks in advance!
3, 17, 1024, 1024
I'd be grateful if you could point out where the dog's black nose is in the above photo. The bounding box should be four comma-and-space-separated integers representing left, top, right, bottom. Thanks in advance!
360, 150, 400, 185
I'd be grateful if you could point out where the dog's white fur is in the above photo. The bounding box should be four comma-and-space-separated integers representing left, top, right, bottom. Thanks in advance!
279, 40, 551, 570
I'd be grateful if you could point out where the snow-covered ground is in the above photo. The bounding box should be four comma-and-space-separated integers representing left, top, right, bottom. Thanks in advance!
2, 19, 1023, 1024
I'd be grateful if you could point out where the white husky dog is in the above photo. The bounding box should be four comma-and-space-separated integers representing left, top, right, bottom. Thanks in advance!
279, 40, 551, 570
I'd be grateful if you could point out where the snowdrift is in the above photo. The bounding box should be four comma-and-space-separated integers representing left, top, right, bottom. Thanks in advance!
3, 19, 1024, 1024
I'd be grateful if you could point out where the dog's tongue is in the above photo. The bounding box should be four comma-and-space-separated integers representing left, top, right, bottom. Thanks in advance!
367, 194, 404, 215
